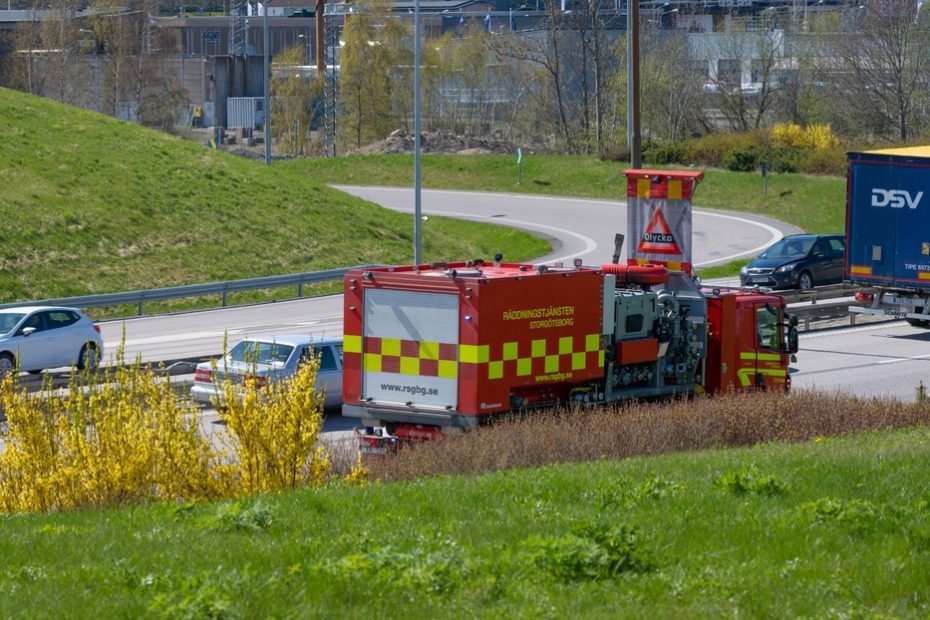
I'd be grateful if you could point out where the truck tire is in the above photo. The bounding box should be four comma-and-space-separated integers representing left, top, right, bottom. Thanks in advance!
906, 318, 930, 329
798, 271, 814, 290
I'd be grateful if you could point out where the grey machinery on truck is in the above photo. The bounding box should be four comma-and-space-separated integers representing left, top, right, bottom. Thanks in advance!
846, 146, 930, 327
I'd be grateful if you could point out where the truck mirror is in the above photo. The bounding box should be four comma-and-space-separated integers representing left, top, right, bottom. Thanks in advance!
787, 326, 799, 355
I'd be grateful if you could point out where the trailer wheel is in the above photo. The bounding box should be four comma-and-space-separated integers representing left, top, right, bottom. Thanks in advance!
906, 318, 930, 329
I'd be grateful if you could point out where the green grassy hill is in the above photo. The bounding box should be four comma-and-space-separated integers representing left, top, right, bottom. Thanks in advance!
0, 88, 547, 305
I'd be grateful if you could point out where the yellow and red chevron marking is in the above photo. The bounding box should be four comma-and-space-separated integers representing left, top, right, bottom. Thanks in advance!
462, 335, 604, 380
355, 334, 604, 381
361, 336, 458, 378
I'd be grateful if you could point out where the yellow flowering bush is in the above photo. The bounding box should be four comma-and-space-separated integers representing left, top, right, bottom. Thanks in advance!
0, 359, 229, 513
0, 343, 336, 514
218, 352, 331, 495
771, 123, 840, 150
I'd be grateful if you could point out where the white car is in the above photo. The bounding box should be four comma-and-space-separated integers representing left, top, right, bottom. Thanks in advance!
190, 334, 343, 408
0, 306, 103, 375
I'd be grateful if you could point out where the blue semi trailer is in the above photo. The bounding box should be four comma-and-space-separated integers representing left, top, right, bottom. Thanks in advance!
846, 146, 930, 327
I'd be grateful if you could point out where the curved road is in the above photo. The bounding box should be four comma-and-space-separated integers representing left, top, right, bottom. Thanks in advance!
334, 186, 800, 267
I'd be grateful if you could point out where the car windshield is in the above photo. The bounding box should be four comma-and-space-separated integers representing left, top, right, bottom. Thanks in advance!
0, 312, 26, 335
760, 237, 814, 258
228, 340, 295, 366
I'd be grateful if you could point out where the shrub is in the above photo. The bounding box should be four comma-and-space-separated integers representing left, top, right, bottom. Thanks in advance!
599, 144, 632, 162
771, 123, 840, 150
715, 464, 789, 496
795, 147, 846, 175
643, 142, 686, 165
366, 390, 930, 483
0, 360, 229, 513
217, 352, 331, 495
0, 343, 334, 514
723, 147, 761, 172
520, 522, 652, 581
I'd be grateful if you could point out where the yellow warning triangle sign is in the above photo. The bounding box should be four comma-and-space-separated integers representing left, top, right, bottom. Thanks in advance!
637, 208, 683, 255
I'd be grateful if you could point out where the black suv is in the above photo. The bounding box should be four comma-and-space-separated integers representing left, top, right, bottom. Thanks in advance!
739, 233, 845, 290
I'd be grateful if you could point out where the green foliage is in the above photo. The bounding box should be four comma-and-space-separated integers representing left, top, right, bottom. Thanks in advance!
723, 146, 762, 172
643, 142, 687, 165
325, 534, 466, 596
148, 568, 248, 620
715, 464, 789, 496
799, 497, 882, 535
207, 500, 275, 533
589, 476, 683, 508
520, 522, 652, 581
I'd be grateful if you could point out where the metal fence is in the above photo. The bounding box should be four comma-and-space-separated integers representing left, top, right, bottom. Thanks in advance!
0, 265, 381, 316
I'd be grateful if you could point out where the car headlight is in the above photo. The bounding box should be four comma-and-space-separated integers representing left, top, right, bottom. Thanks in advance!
775, 263, 797, 273
740, 266, 748, 275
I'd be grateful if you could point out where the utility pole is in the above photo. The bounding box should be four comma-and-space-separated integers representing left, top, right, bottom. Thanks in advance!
630, 0, 641, 168
413, 0, 422, 264
263, 1, 270, 165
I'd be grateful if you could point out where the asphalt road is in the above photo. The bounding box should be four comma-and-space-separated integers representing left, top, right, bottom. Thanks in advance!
334, 186, 801, 267
793, 320, 930, 402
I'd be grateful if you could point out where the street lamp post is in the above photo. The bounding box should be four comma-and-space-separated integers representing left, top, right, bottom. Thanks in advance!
413, 0, 422, 264
263, 1, 271, 165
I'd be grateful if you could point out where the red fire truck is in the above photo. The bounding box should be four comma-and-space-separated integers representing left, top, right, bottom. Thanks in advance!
340, 170, 799, 452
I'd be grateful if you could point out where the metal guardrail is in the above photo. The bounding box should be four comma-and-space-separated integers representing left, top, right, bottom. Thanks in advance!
779, 283, 858, 304
0, 265, 381, 317
1, 270, 876, 327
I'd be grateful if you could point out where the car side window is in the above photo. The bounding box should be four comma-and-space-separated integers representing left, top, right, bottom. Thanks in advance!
813, 239, 831, 259
46, 310, 78, 330
21, 312, 45, 333
829, 238, 845, 258
319, 346, 336, 372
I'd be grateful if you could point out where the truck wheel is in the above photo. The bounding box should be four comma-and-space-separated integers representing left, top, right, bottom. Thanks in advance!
798, 271, 814, 290
906, 318, 930, 329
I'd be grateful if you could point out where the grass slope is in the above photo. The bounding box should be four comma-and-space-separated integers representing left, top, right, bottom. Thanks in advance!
0, 88, 547, 305
1, 427, 927, 618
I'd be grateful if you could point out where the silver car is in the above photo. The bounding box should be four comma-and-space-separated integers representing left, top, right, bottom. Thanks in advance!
190, 334, 343, 408
0, 306, 104, 375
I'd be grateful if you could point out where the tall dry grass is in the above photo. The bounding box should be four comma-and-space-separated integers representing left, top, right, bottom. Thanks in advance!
367, 390, 930, 482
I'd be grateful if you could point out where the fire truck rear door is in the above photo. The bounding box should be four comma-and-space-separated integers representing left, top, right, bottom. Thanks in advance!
362, 289, 460, 410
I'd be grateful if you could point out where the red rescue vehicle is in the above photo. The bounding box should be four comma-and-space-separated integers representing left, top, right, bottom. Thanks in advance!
341, 170, 799, 452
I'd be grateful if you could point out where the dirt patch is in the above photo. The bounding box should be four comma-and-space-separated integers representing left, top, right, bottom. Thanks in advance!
349, 128, 522, 155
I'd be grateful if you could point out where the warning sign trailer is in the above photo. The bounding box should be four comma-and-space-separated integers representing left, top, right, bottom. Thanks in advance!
625, 169, 704, 275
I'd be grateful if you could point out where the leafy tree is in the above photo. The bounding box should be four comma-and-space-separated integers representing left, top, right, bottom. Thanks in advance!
337, 0, 395, 150
271, 44, 323, 156
831, 0, 930, 141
